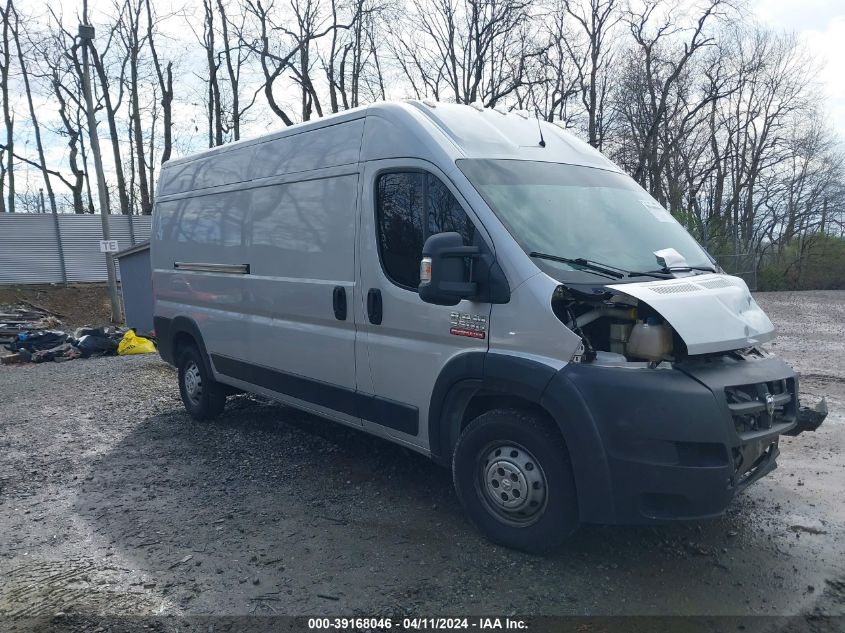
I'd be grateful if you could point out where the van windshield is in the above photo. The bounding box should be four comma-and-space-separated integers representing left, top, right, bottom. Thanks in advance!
457, 159, 713, 278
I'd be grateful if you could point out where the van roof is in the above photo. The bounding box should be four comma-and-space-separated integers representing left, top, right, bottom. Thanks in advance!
162, 100, 620, 174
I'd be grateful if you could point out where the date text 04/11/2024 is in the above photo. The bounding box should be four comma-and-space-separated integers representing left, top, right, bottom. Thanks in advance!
307, 617, 528, 630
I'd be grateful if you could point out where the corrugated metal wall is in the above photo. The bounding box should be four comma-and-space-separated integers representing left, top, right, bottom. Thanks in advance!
0, 214, 152, 285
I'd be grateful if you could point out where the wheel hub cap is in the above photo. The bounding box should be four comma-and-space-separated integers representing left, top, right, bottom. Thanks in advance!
479, 443, 547, 525
184, 362, 202, 403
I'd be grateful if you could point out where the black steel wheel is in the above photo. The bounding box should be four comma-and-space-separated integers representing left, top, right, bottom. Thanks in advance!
177, 344, 226, 421
452, 409, 578, 552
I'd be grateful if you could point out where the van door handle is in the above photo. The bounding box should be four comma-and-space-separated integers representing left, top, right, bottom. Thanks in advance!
332, 286, 347, 321
367, 288, 382, 325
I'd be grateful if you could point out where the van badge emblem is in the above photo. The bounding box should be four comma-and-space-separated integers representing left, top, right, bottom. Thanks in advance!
450, 312, 487, 340
765, 393, 775, 416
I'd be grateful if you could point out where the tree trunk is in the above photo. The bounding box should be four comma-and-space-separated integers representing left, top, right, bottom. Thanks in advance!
130, 51, 151, 214
91, 49, 130, 214
216, 0, 240, 140
203, 0, 223, 146
52, 74, 85, 214
1, 0, 14, 213
11, 2, 56, 213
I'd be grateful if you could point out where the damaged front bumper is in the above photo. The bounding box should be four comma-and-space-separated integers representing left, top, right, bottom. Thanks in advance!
785, 398, 829, 436
547, 354, 827, 524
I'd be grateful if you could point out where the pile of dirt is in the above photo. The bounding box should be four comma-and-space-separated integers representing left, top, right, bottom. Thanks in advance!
0, 284, 117, 331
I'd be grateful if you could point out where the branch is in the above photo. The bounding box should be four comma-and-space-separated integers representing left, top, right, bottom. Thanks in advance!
0, 142, 75, 190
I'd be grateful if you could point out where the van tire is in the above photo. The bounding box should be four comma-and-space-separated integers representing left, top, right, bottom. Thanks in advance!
452, 409, 578, 553
177, 344, 226, 421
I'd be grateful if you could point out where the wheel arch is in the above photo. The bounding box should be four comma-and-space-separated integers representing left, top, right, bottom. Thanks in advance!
155, 315, 214, 377
429, 351, 616, 523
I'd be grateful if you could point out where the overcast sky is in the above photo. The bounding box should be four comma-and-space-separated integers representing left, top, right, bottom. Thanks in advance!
755, 0, 845, 135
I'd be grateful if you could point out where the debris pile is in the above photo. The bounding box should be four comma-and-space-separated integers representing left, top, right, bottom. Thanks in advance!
1, 304, 156, 365
0, 303, 62, 345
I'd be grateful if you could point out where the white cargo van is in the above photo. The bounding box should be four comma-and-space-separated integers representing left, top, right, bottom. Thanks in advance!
151, 101, 827, 551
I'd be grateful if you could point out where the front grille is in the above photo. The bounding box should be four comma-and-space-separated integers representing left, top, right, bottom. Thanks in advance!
725, 378, 796, 436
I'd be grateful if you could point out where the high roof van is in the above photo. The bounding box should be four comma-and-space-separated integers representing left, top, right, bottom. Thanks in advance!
151, 101, 827, 551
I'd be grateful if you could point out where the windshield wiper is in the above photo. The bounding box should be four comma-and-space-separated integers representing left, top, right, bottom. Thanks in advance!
530, 252, 623, 279
530, 252, 672, 280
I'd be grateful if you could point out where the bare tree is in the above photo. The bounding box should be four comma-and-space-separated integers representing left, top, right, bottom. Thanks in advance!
290, 0, 325, 120
322, 0, 385, 111
325, 0, 387, 108
86, 8, 131, 214
559, 0, 620, 147
25, 11, 90, 213
145, 0, 174, 161
118, 0, 153, 214
197, 0, 225, 145
392, 0, 540, 106
10, 1, 56, 213
52, 69, 88, 214
614, 0, 725, 201
0, 0, 14, 212
516, 7, 578, 123
241, 0, 342, 125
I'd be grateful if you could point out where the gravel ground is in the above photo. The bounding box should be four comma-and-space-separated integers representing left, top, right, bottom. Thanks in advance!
0, 290, 843, 630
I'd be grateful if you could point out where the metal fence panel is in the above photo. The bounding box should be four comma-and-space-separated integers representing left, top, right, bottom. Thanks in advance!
59, 215, 109, 283
0, 215, 66, 284
0, 214, 151, 285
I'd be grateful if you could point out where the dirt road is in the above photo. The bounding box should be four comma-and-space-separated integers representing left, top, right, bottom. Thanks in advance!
1, 291, 843, 630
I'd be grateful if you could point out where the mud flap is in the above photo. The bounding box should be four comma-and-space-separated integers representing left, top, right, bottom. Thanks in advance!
784, 398, 828, 436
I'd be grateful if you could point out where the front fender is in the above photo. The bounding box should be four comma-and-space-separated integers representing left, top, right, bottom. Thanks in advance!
429, 352, 615, 522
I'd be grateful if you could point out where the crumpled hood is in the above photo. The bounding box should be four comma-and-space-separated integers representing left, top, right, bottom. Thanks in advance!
606, 274, 775, 355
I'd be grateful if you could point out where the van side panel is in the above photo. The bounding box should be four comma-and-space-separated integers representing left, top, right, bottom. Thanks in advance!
251, 122, 362, 180
243, 170, 360, 396
152, 189, 249, 361
159, 145, 254, 196
158, 119, 365, 197
153, 119, 366, 400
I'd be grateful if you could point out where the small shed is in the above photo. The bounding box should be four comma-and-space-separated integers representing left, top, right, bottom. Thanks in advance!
115, 240, 153, 334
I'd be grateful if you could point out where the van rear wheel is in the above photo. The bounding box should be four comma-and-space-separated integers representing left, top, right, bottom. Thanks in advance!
452, 409, 578, 553
177, 345, 226, 421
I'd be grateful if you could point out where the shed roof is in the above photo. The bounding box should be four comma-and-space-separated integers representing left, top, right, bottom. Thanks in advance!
114, 240, 150, 258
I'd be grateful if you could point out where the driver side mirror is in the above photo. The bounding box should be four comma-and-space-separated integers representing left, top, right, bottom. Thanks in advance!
418, 232, 479, 306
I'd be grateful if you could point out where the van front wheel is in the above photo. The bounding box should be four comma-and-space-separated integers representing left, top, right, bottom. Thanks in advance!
452, 409, 578, 552
177, 345, 226, 421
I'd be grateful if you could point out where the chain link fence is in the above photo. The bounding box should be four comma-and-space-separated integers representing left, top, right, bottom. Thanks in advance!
716, 252, 758, 291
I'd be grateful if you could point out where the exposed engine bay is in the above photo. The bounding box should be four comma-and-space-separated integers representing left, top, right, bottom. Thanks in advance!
551, 273, 829, 437
552, 284, 678, 365
552, 273, 778, 366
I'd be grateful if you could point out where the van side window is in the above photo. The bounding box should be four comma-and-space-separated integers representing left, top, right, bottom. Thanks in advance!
376, 172, 475, 289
